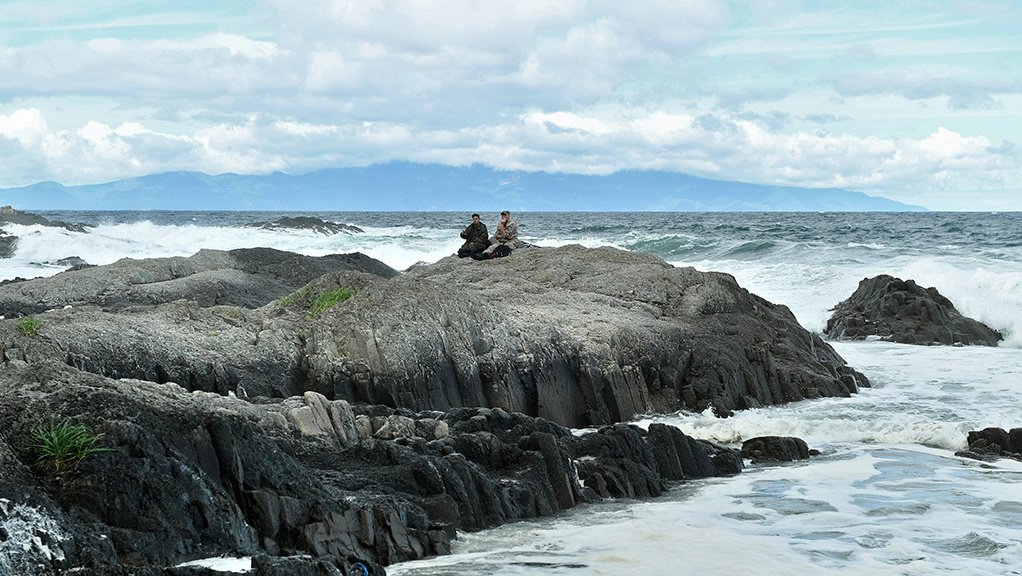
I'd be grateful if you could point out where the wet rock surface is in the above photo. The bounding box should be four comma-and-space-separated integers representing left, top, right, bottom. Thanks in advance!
825, 274, 1002, 346
955, 427, 1022, 462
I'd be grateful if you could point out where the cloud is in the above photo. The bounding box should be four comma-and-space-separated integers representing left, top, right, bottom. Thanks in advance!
1, 99, 1018, 213
0, 1, 1020, 210
827, 71, 1014, 110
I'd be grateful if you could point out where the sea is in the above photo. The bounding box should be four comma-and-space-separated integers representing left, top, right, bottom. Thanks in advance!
5, 210, 1022, 575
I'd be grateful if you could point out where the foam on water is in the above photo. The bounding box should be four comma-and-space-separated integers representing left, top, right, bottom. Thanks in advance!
391, 337, 1022, 575
1, 221, 465, 275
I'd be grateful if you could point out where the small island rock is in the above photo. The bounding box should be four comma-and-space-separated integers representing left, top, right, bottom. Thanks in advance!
825, 274, 1002, 346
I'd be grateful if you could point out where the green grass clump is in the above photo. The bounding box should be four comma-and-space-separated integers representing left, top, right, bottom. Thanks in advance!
308, 287, 356, 318
17, 316, 42, 337
275, 284, 313, 309
29, 418, 111, 472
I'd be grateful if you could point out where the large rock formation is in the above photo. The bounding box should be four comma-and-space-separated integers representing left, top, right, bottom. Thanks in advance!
0, 244, 870, 572
301, 245, 867, 427
1, 246, 867, 427
0, 359, 741, 574
0, 247, 397, 315
825, 274, 1002, 346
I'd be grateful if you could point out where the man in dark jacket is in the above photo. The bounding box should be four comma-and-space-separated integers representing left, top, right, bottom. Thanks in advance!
457, 213, 490, 257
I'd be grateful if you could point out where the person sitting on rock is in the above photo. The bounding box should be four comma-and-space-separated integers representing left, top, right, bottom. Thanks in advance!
477, 210, 526, 259
457, 213, 490, 258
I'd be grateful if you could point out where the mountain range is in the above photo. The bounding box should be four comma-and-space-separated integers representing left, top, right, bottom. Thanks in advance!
0, 162, 925, 211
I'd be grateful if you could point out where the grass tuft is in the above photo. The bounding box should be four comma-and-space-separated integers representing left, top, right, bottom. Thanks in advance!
30, 418, 111, 473
17, 316, 42, 337
308, 287, 356, 318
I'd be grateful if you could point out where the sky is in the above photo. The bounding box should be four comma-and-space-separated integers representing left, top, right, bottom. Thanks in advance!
0, 1, 1020, 211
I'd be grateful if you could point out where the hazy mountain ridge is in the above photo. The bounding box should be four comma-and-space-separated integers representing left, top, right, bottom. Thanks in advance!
0, 162, 925, 211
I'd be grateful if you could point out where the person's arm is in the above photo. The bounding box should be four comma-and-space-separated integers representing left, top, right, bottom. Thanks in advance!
504, 220, 518, 241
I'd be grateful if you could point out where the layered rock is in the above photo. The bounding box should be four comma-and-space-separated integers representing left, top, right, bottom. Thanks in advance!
825, 274, 1002, 346
2, 246, 866, 425
302, 245, 868, 427
0, 247, 397, 315
0, 244, 873, 572
0, 359, 740, 574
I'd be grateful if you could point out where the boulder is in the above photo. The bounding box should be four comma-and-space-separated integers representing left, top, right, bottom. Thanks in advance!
955, 426, 1022, 462
0, 233, 15, 259
741, 436, 813, 463
825, 274, 1002, 346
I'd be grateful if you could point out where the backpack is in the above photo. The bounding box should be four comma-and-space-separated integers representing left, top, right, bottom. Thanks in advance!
490, 244, 512, 258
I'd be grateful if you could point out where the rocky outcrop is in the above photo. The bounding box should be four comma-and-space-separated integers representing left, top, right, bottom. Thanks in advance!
245, 216, 364, 235
825, 274, 1002, 346
955, 427, 1022, 462
302, 245, 868, 427
0, 247, 398, 316
0, 205, 89, 233
1, 246, 866, 424
0, 359, 740, 574
0, 244, 877, 573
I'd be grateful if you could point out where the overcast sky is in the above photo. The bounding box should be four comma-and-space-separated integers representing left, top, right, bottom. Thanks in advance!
1, 1, 1019, 210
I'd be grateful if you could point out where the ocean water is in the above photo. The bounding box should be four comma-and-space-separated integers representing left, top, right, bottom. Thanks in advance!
6, 210, 1022, 575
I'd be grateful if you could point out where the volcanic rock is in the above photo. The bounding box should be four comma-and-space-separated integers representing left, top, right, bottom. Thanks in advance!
0, 359, 739, 574
825, 274, 1002, 346
955, 426, 1022, 462
301, 245, 868, 427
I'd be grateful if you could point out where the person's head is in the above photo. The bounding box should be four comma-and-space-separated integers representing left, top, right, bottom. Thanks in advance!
471, 213, 480, 221
500, 210, 510, 221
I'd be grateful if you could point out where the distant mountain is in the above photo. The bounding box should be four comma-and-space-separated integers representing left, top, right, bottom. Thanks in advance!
0, 162, 926, 211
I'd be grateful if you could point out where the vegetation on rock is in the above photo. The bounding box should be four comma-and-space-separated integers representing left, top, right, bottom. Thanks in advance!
29, 418, 110, 472
17, 316, 42, 337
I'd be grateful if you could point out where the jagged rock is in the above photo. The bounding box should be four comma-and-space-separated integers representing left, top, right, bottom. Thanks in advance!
303, 245, 868, 427
0, 245, 866, 424
0, 245, 872, 572
825, 274, 1002, 346
741, 436, 812, 463
955, 426, 1022, 462
251, 553, 384, 575
245, 216, 364, 235
0, 247, 397, 316
0, 359, 739, 573
54, 256, 95, 271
